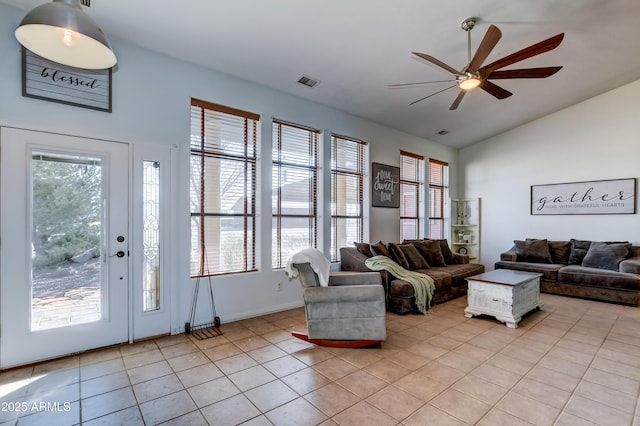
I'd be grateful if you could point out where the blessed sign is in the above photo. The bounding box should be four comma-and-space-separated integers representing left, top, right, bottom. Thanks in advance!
22, 47, 112, 112
531, 178, 636, 215
372, 163, 399, 208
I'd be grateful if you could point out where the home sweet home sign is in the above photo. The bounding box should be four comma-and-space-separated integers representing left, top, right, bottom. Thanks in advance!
22, 47, 112, 112
372, 162, 400, 208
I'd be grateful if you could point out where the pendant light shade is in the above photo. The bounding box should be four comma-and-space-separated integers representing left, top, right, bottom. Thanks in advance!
15, 0, 116, 70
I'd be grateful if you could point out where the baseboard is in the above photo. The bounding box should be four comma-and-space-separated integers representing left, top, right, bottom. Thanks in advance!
217, 301, 305, 324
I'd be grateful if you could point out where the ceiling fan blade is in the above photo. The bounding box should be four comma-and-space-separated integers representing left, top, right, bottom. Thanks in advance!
449, 91, 467, 110
412, 52, 461, 76
480, 80, 513, 99
483, 33, 565, 74
467, 24, 502, 72
388, 79, 456, 88
487, 66, 562, 79
409, 85, 457, 105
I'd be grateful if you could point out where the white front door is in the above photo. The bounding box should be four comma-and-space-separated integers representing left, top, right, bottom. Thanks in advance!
0, 127, 129, 368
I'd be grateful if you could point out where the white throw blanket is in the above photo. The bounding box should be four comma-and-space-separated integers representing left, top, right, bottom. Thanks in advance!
365, 255, 434, 314
285, 248, 331, 286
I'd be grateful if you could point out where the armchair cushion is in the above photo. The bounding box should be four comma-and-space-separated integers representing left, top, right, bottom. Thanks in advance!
328, 271, 382, 286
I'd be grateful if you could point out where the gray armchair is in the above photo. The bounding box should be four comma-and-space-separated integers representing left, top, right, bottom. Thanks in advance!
293, 263, 387, 343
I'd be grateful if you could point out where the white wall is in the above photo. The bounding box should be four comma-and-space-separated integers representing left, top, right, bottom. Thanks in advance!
0, 3, 457, 331
460, 79, 640, 269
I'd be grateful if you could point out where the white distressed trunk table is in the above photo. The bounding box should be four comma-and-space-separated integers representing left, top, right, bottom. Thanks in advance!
464, 269, 543, 328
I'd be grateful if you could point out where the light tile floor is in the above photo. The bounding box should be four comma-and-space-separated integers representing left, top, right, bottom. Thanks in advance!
1, 294, 639, 425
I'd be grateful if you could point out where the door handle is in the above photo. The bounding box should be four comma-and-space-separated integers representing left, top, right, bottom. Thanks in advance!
111, 250, 126, 258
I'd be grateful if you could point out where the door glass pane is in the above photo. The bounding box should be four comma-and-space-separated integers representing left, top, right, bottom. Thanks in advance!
31, 152, 103, 331
143, 161, 161, 311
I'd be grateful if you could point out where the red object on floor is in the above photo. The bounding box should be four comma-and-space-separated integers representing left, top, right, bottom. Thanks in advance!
291, 331, 381, 348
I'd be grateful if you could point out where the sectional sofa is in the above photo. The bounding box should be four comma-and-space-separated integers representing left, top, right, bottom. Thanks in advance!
495, 238, 640, 306
338, 239, 485, 314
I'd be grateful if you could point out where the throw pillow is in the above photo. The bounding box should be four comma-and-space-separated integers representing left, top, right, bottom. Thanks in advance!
398, 244, 430, 270
547, 240, 571, 264
581, 242, 631, 271
387, 243, 411, 269
433, 239, 454, 264
412, 240, 446, 267
353, 242, 373, 258
370, 240, 391, 258
514, 239, 552, 263
568, 239, 591, 265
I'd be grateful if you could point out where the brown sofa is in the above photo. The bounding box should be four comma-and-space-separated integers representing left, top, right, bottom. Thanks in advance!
495, 238, 640, 306
338, 239, 485, 314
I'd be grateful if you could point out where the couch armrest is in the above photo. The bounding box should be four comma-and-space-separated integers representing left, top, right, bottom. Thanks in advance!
620, 257, 640, 275
500, 244, 517, 261
329, 271, 382, 286
339, 247, 373, 272
304, 284, 384, 304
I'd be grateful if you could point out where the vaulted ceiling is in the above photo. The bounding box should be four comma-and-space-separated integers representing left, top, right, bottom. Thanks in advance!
4, 0, 640, 148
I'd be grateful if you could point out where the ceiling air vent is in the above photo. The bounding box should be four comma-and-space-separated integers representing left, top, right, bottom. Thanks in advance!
80, 0, 91, 6
297, 75, 320, 88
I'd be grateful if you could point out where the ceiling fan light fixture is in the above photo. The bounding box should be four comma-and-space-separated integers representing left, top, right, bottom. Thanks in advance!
459, 75, 481, 90
15, 0, 116, 70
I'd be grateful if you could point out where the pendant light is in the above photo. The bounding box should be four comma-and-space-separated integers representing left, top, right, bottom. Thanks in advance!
15, 0, 116, 70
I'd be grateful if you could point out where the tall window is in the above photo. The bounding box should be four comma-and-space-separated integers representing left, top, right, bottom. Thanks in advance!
331, 134, 366, 261
400, 150, 424, 241
272, 120, 319, 269
428, 159, 449, 239
189, 98, 259, 276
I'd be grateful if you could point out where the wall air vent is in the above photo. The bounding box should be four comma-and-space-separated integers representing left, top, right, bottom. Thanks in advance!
438, 130, 450, 135
80, 0, 91, 6
297, 75, 320, 88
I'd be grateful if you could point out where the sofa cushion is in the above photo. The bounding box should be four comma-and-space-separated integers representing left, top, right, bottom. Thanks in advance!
353, 242, 373, 258
581, 242, 631, 271
558, 265, 640, 291
399, 244, 430, 270
427, 263, 486, 287
514, 239, 552, 263
387, 243, 411, 269
370, 240, 392, 258
389, 271, 451, 297
495, 261, 564, 282
548, 241, 571, 264
568, 239, 591, 265
412, 240, 446, 267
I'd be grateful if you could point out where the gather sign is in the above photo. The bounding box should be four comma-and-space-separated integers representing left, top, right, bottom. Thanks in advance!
531, 178, 636, 215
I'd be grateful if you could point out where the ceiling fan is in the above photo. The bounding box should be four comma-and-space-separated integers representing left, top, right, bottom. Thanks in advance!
391, 17, 564, 110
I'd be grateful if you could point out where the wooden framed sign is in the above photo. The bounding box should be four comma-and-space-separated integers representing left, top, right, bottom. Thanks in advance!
22, 47, 112, 112
531, 178, 636, 215
371, 162, 400, 208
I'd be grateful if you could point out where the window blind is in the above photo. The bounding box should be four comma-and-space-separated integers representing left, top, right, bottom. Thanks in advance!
272, 120, 319, 269
190, 98, 259, 277
400, 150, 424, 241
331, 134, 366, 261
428, 158, 449, 239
